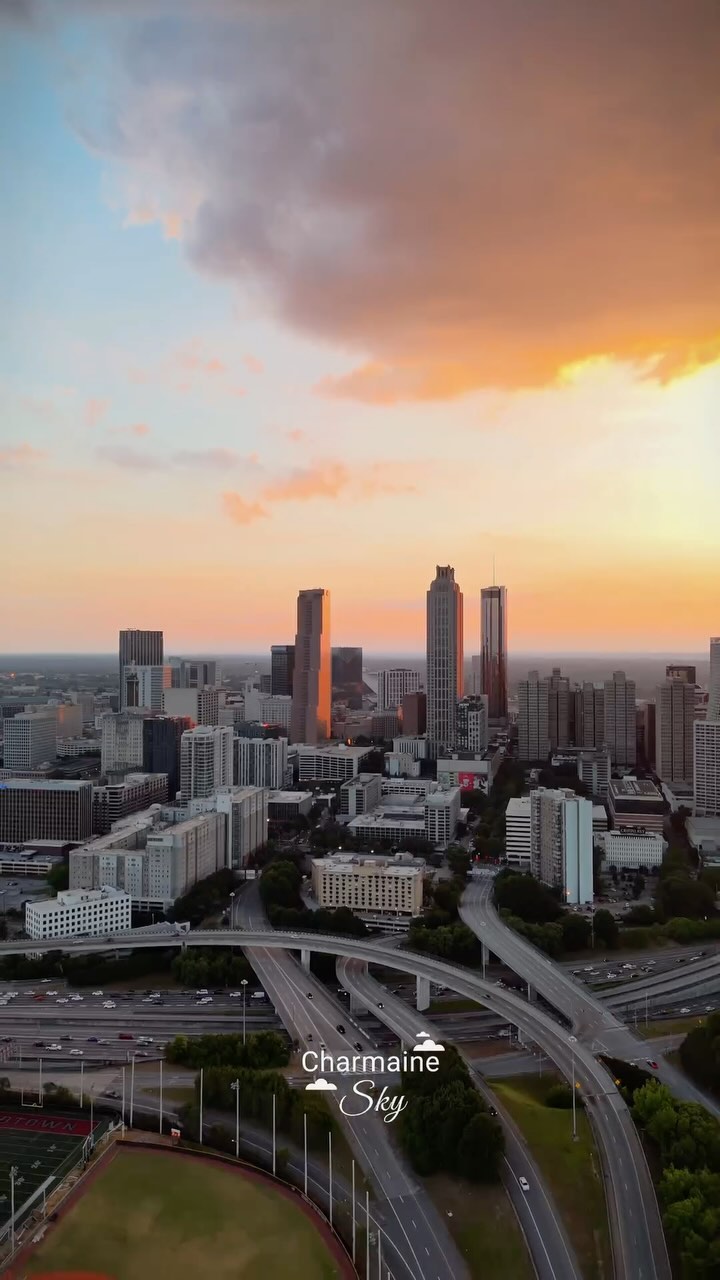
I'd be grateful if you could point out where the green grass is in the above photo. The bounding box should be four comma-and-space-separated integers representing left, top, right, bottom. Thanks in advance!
27, 1149, 343, 1279
636, 1016, 707, 1039
142, 1085, 196, 1103
425, 1174, 533, 1279
428, 997, 485, 1014
0, 1122, 87, 1229
490, 1074, 611, 1280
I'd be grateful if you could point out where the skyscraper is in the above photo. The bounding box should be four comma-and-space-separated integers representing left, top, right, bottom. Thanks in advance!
121, 664, 171, 712
290, 589, 331, 745
2, 708, 57, 769
180, 725, 233, 800
426, 566, 463, 756
401, 691, 427, 736
666, 664, 697, 684
456, 695, 489, 753
530, 788, 593, 905
142, 715, 191, 800
517, 671, 550, 761
604, 670, 637, 767
271, 644, 295, 697
547, 667, 570, 751
332, 647, 364, 708
480, 585, 508, 720
656, 680, 695, 784
708, 638, 720, 721
694, 721, 720, 816
376, 668, 420, 712
581, 683, 605, 749
119, 630, 163, 707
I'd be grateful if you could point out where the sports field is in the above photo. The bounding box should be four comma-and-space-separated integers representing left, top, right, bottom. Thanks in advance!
0, 1111, 94, 1232
24, 1148, 348, 1279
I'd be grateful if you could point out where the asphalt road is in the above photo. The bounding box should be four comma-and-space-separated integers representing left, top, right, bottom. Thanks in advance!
337, 955, 581, 1280
236, 884, 468, 1280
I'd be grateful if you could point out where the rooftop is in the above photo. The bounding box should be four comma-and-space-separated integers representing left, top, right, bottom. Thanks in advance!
29, 885, 130, 913
608, 777, 663, 800
0, 778, 91, 792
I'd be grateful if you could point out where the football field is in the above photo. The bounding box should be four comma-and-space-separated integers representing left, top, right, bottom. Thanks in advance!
0, 1110, 98, 1236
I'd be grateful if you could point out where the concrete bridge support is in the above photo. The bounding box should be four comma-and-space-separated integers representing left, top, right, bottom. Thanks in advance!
416, 975, 431, 1012
300, 948, 312, 971
527, 983, 537, 1002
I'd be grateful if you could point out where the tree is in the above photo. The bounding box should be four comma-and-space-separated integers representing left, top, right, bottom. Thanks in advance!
561, 913, 592, 952
656, 875, 716, 922
592, 909, 619, 949
494, 872, 563, 924
456, 1112, 505, 1181
46, 861, 69, 896
632, 872, 645, 900
679, 1013, 720, 1098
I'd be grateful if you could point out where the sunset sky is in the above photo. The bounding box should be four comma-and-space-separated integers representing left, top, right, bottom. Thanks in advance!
1, 0, 718, 654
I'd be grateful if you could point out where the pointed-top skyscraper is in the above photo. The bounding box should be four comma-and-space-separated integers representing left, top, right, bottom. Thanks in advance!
480, 585, 507, 721
426, 566, 463, 757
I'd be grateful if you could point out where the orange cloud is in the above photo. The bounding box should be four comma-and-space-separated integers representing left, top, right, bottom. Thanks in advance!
261, 463, 350, 503
84, 397, 109, 428
243, 355, 264, 373
222, 492, 268, 525
0, 442, 47, 469
286, 429, 305, 443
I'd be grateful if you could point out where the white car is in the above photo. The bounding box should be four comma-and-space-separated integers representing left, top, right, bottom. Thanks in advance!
48, 1043, 62, 1051
103, 1001, 116, 1009
519, 1177, 530, 1192
56, 998, 69, 1004
69, 1049, 83, 1056
92, 990, 103, 997
47, 990, 58, 996
680, 1007, 691, 1014
70, 995, 83, 1002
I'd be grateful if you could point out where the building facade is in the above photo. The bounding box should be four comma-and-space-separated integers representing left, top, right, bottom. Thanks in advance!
530, 788, 593, 904
3, 708, 57, 769
656, 679, 695, 784
142, 715, 190, 800
270, 644, 295, 697
91, 772, 168, 835
119, 630, 163, 707
163, 687, 220, 726
234, 736, 289, 789
180, 726, 233, 800
604, 670, 637, 767
548, 668, 570, 751
339, 773, 383, 818
581, 683, 605, 749
290, 588, 332, 745
0, 779, 93, 844
480, 585, 508, 720
25, 886, 131, 941
296, 745, 370, 782
456, 695, 489, 754
602, 830, 666, 871
401, 691, 427, 736
517, 671, 550, 761
100, 710, 146, 774
607, 776, 665, 832
576, 748, 611, 799
332, 647, 363, 708
505, 795, 532, 867
312, 853, 424, 916
708, 638, 720, 721
694, 721, 720, 817
426, 565, 463, 756
376, 669, 420, 713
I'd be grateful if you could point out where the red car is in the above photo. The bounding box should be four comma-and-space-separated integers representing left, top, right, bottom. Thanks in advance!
646, 1060, 658, 1070
118, 1033, 134, 1041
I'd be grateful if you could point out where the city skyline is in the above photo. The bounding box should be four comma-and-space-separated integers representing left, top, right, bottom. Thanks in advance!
1, 3, 718, 653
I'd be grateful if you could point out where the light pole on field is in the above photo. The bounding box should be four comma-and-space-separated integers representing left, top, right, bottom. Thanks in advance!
10, 1165, 18, 1254
231, 1079, 240, 1157
241, 978, 248, 1044
229, 891, 235, 929
569, 1035, 578, 1141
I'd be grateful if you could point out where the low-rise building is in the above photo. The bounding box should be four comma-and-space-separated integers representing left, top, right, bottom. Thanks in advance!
267, 790, 313, 822
311, 852, 424, 916
338, 773, 383, 818
346, 786, 461, 850
436, 749, 503, 793
92, 772, 169, 835
384, 752, 422, 778
25, 885, 131, 941
297, 745, 372, 782
601, 830, 666, 871
607, 776, 665, 833
0, 779, 93, 844
392, 736, 428, 760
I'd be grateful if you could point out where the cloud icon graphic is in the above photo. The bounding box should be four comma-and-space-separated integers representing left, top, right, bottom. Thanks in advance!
415, 1031, 432, 1040
412, 1039, 445, 1053
305, 1078, 337, 1092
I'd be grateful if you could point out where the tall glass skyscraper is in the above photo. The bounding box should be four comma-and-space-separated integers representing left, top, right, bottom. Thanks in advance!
480, 585, 507, 720
426, 565, 463, 757
289, 589, 331, 744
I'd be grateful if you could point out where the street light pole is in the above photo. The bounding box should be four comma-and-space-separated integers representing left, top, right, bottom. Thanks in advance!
365, 1190, 370, 1280
229, 891, 235, 930
231, 1079, 240, 1157
80, 1058, 84, 1110
272, 1092, 276, 1177
130, 1055, 136, 1128
569, 1035, 578, 1141
199, 1067, 204, 1144
10, 1165, 17, 1255
241, 979, 248, 1045
159, 1057, 163, 1135
121, 1065, 126, 1131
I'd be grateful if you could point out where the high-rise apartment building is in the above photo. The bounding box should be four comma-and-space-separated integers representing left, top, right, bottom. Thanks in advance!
234, 736, 288, 789
121, 664, 172, 713
694, 721, 720, 817
456, 695, 489, 754
548, 668, 570, 751
142, 715, 190, 800
581, 683, 605, 749
517, 671, 550, 761
100, 710, 146, 774
604, 670, 637, 767
0, 779, 93, 844
401, 691, 427, 736
119, 630, 163, 706
180, 726, 233, 800
656, 680, 695, 784
666, 664, 697, 684
91, 772, 169, 835
290, 589, 331, 745
270, 645, 295, 697
708, 638, 720, 721
332, 647, 364, 708
377, 669, 420, 713
2, 708, 57, 769
530, 788, 593, 905
426, 566, 463, 756
480, 585, 508, 720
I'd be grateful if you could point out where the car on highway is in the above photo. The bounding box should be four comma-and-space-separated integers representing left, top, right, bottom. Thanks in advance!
680, 1007, 691, 1014
34, 1040, 45, 1047
518, 1177, 530, 1192
47, 1043, 62, 1051
377, 1002, 384, 1009
87, 1037, 99, 1043
306, 992, 313, 999
92, 990, 103, 996
306, 1034, 313, 1042
56, 998, 69, 1004
336, 1024, 346, 1034
47, 990, 58, 996
103, 1001, 116, 1009
32, 994, 45, 1001
119, 1033, 133, 1040
354, 1042, 363, 1051
69, 1049, 83, 1056
646, 1060, 658, 1070
61, 1035, 72, 1042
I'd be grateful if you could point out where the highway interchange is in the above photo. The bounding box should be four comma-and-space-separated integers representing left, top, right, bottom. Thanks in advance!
1, 882, 719, 1280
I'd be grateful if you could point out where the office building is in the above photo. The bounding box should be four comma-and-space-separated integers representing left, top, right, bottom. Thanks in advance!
469, 654, 483, 697
604, 671, 637, 767
377, 669, 420, 713
339, 774, 383, 818
517, 671, 550, 761
271, 645, 295, 697
607, 776, 665, 832
480, 585, 508, 720
92, 772, 169, 835
242, 689, 293, 732
436, 750, 502, 793
666, 664, 697, 685
180, 726, 233, 800
3, 708, 57, 769
100, 710, 146, 774
188, 786, 268, 869
694, 721, 720, 817
370, 713, 401, 740
530, 788, 593, 905
426, 565, 463, 756
576, 748, 611, 800
290, 588, 332, 745
401, 691, 426, 736
70, 808, 226, 908
55, 704, 83, 738
548, 668, 570, 751
163, 686, 220, 726
385, 752, 422, 778
170, 659, 219, 689
69, 692, 96, 724
234, 737, 289, 789
638, 701, 657, 767
121, 664, 172, 713
119, 630, 163, 706
296, 744, 371, 782
25, 886, 131, 942
56, 736, 101, 758
142, 715, 190, 800
708, 638, 720, 721
425, 788, 462, 847
332, 647, 364, 709
505, 796, 532, 868
0, 779, 93, 844
267, 791, 313, 822
392, 736, 428, 761
456, 695, 489, 754
656, 680, 695, 785
346, 785, 460, 849
602, 830, 666, 871
581, 684, 605, 749
312, 853, 424, 917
